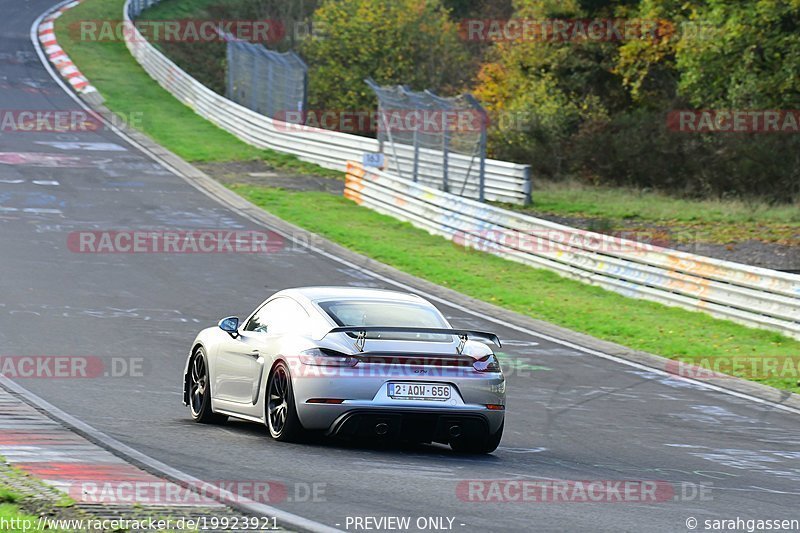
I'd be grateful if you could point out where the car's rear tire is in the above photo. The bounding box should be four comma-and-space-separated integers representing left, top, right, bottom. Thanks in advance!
266, 361, 304, 442
450, 422, 503, 454
189, 347, 228, 424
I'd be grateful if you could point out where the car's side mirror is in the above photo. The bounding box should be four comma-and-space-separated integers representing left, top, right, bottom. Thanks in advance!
218, 317, 240, 339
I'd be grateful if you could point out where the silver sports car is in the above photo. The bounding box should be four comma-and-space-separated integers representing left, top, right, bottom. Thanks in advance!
183, 287, 506, 453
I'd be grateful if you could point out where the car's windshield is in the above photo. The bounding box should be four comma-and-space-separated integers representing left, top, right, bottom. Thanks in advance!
318, 300, 451, 342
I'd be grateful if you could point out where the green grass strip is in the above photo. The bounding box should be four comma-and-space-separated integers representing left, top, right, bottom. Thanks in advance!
0, 486, 68, 532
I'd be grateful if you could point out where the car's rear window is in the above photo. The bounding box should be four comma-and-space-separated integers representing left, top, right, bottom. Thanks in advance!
318, 300, 450, 341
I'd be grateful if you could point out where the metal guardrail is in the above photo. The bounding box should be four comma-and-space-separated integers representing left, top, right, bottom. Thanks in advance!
123, 0, 531, 205
345, 162, 800, 340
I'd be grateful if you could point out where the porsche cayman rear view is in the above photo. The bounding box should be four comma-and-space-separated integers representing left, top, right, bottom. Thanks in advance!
183, 287, 505, 453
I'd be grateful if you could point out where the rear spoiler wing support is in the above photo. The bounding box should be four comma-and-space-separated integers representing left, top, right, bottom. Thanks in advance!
323, 326, 501, 353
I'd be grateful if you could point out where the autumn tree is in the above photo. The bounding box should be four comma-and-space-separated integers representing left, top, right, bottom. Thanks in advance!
302, 0, 471, 111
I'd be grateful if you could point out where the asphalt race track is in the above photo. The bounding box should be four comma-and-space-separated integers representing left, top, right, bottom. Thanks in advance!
1, 1, 799, 531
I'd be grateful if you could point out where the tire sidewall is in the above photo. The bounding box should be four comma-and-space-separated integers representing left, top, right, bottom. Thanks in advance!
190, 347, 212, 421
266, 361, 300, 440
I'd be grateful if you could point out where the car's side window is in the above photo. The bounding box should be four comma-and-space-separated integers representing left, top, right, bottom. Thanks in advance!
244, 301, 276, 333
269, 298, 310, 335
244, 297, 309, 335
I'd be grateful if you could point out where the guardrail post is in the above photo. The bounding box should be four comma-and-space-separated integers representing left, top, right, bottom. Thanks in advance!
300, 57, 308, 115
265, 56, 274, 116
225, 39, 233, 101
522, 165, 532, 205
250, 48, 259, 112
412, 121, 420, 182
478, 114, 487, 203
442, 118, 450, 193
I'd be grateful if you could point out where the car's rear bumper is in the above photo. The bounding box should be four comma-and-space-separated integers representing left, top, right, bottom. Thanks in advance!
289, 361, 505, 437
296, 402, 504, 438
326, 408, 500, 444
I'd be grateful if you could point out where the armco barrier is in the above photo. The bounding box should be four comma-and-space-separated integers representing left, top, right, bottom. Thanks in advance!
345, 162, 800, 340
122, 0, 531, 205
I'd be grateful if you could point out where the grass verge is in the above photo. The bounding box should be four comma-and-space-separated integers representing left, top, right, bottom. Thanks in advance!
0, 485, 68, 532
55, 0, 800, 392
0, 503, 43, 532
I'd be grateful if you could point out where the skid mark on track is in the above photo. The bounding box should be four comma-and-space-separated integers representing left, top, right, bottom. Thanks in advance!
0, 304, 201, 323
0, 206, 62, 215
665, 405, 761, 426
35, 141, 127, 151
150, 208, 246, 229
351, 459, 458, 478
0, 152, 87, 167
0, 191, 64, 207
0, 51, 40, 65
0, 78, 54, 94
34, 222, 110, 233
335, 267, 382, 287
625, 369, 708, 391
689, 448, 800, 482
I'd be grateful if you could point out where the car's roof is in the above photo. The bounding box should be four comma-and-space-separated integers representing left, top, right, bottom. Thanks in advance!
277, 286, 428, 304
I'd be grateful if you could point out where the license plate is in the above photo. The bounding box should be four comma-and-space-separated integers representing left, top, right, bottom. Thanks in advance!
387, 383, 452, 401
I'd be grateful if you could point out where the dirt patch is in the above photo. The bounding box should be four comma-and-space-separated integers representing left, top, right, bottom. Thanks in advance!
197, 160, 344, 194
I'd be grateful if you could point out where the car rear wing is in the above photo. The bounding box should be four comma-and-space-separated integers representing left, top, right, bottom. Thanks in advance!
323, 326, 501, 353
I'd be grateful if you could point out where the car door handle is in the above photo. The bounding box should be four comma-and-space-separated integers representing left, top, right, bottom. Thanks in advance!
248, 350, 260, 358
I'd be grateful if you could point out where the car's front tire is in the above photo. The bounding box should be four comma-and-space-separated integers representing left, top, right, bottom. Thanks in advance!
266, 361, 304, 442
189, 347, 228, 424
450, 422, 503, 454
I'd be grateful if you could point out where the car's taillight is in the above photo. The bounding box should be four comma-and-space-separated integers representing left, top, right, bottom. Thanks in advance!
299, 348, 358, 367
473, 354, 501, 373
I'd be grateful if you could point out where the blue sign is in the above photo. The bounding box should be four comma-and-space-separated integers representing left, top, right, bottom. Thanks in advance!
362, 152, 385, 168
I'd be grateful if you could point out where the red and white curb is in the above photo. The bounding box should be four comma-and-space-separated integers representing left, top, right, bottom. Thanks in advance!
0, 385, 225, 508
37, 0, 99, 97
